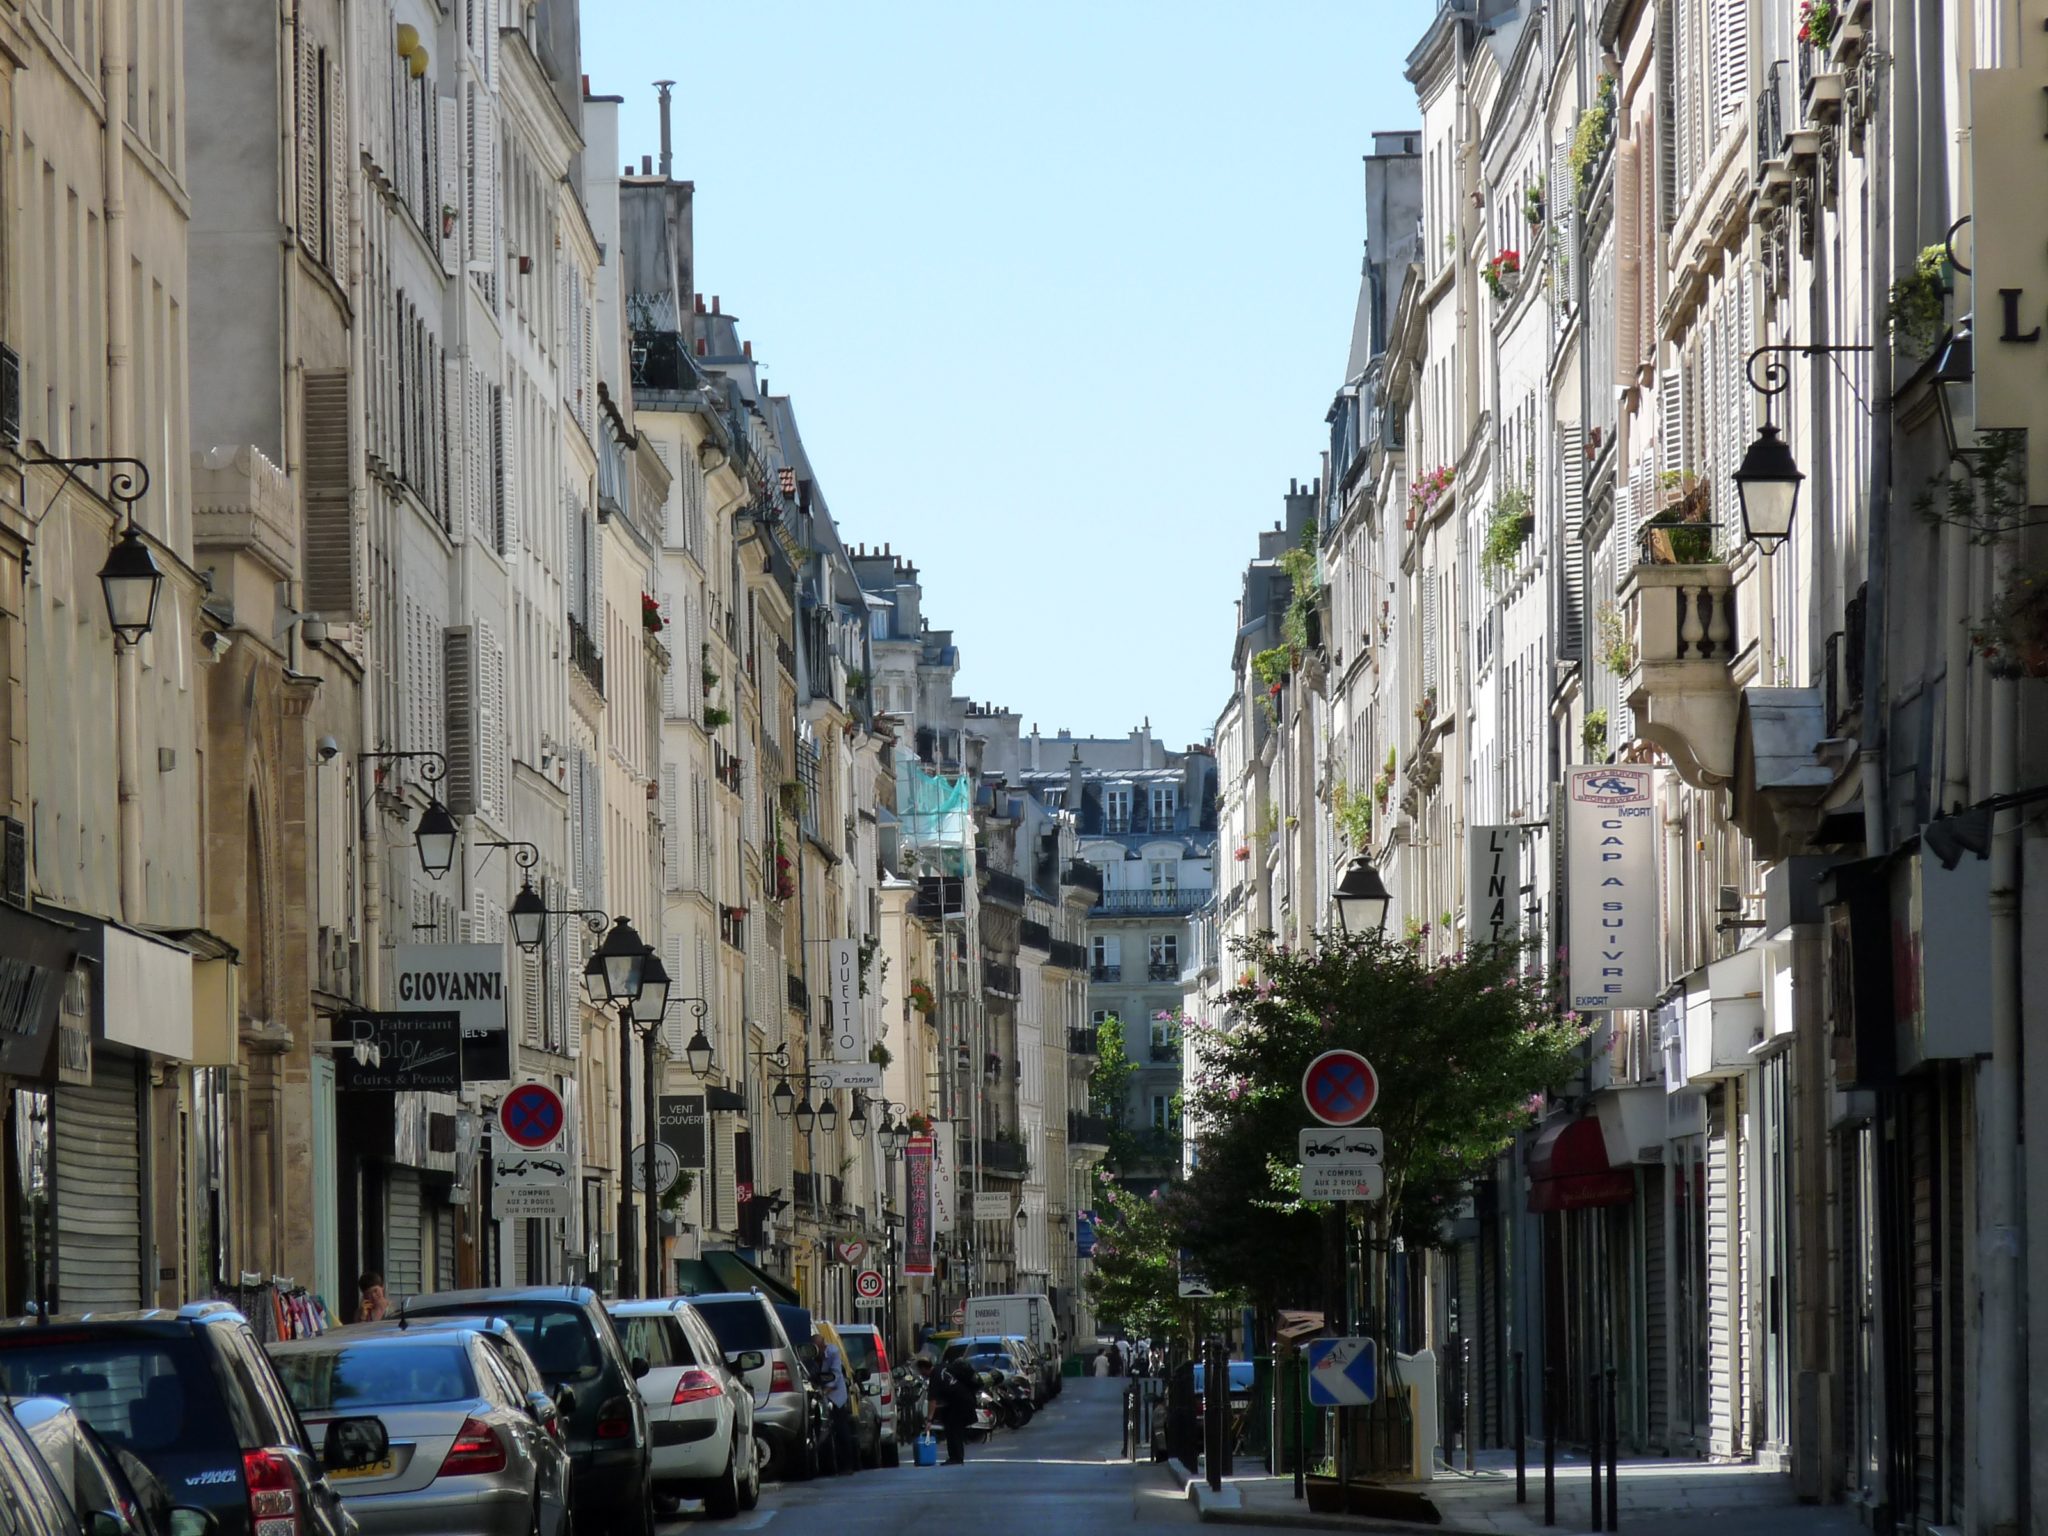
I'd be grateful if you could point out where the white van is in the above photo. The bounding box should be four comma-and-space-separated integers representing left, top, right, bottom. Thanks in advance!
963, 1293, 1063, 1397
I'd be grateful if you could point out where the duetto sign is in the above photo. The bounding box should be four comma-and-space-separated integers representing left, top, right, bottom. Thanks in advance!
1565, 767, 1660, 1010
1971, 69, 2048, 504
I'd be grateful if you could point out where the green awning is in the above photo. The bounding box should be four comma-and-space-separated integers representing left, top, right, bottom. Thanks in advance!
673, 1248, 800, 1306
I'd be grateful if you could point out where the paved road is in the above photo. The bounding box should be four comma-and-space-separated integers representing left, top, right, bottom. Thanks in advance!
660, 1378, 1199, 1534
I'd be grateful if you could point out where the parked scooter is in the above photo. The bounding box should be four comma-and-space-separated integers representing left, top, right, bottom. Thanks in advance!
993, 1373, 1034, 1430
893, 1365, 928, 1447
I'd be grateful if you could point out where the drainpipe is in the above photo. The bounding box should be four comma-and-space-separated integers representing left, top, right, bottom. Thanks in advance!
1979, 665, 2021, 1536
104, 0, 140, 921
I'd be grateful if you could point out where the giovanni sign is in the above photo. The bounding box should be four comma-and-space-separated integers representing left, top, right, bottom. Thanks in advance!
1565, 767, 1660, 1010
395, 944, 510, 1083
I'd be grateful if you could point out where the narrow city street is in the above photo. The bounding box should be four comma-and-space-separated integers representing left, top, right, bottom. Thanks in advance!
665, 1381, 1198, 1535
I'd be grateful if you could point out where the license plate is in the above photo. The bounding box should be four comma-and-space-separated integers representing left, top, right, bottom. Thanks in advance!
328, 1457, 394, 1481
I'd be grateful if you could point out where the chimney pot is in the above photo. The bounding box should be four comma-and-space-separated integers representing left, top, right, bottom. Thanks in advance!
712, 296, 721, 313
743, 340, 753, 359
641, 155, 652, 174
694, 294, 705, 314
655, 80, 676, 178
695, 339, 707, 356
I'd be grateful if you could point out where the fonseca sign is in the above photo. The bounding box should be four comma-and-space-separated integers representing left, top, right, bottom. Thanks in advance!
1565, 767, 1660, 1010
1971, 69, 2048, 505
395, 944, 510, 1083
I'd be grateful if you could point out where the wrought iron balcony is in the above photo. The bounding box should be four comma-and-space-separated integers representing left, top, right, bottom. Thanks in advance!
1019, 919, 1052, 952
1093, 888, 1204, 917
980, 1138, 1028, 1176
983, 960, 1021, 997
787, 973, 808, 1012
1067, 1113, 1113, 1151
1090, 963, 1121, 983
1146, 960, 1180, 982
567, 613, 604, 696
1620, 557, 1740, 789
1069, 1026, 1100, 1058
1063, 861, 1103, 900
1048, 938, 1089, 972
980, 866, 1027, 909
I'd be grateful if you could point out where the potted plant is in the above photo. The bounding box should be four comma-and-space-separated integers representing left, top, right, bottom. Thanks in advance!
442, 205, 459, 239
779, 779, 805, 818
1568, 77, 1616, 201
1797, 0, 1838, 49
846, 667, 868, 697
1973, 564, 2048, 678
1596, 601, 1638, 676
774, 851, 796, 901
1481, 489, 1534, 581
1414, 686, 1437, 727
1407, 464, 1457, 526
704, 704, 732, 729
1524, 183, 1545, 229
641, 593, 664, 633
1233, 846, 1251, 861
1887, 244, 1950, 357
1582, 708, 1609, 760
908, 980, 936, 1016
1482, 249, 1522, 300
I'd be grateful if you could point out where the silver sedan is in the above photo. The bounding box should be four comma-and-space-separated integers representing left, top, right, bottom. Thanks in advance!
270, 1325, 571, 1536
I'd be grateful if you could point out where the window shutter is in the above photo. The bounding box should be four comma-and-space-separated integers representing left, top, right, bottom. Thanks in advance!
484, 0, 501, 85
325, 52, 347, 284
1549, 142, 1572, 297
1560, 424, 1586, 660
480, 623, 506, 820
1657, 0, 1679, 233
467, 93, 495, 269
467, 365, 486, 544
569, 753, 586, 901
662, 765, 682, 889
651, 439, 680, 545
296, 38, 321, 253
496, 384, 514, 557
437, 94, 461, 278
714, 1116, 738, 1230
444, 626, 478, 815
442, 356, 465, 543
659, 588, 678, 717
693, 779, 710, 896
1660, 367, 1685, 481
1713, 0, 1749, 130
1630, 451, 1656, 574
1615, 142, 1641, 387
521, 947, 543, 1048
301, 370, 355, 616
1421, 575, 1440, 695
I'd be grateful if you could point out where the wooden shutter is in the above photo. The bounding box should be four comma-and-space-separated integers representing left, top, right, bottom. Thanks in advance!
325, 49, 347, 283
569, 752, 585, 900
715, 1116, 738, 1230
1549, 142, 1572, 296
480, 623, 506, 819
302, 370, 355, 616
467, 365, 486, 545
494, 384, 513, 557
1660, 367, 1686, 480
296, 37, 321, 254
444, 626, 478, 815
484, 0, 501, 85
659, 588, 678, 717
1616, 142, 1642, 386
1713, 0, 1749, 131
1420, 574, 1440, 695
467, 88, 495, 269
443, 356, 466, 542
437, 94, 461, 277
662, 765, 682, 890
521, 946, 543, 1047
1656, 0, 1679, 233
1560, 424, 1586, 661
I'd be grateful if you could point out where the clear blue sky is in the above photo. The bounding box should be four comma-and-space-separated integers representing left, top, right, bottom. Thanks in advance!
582, 2, 1435, 747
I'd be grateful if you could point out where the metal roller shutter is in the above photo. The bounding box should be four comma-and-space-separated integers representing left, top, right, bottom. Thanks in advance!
1644, 1165, 1668, 1450
386, 1167, 425, 1295
55, 1057, 143, 1312
435, 1203, 457, 1292
1706, 1088, 1738, 1457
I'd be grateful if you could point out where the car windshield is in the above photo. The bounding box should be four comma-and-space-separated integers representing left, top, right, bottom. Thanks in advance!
838, 1333, 881, 1377
0, 1337, 223, 1459
407, 1304, 600, 1384
691, 1301, 777, 1355
966, 1352, 1017, 1373
271, 1343, 476, 1411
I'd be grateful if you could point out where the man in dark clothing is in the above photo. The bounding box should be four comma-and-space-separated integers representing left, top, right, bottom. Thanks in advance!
932, 1354, 979, 1464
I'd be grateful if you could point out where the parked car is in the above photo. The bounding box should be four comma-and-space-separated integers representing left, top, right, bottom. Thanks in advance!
396, 1287, 650, 1536
268, 1324, 572, 1536
0, 1303, 383, 1536
831, 1324, 897, 1467
942, 1335, 1044, 1405
681, 1292, 821, 1482
12, 1394, 213, 1536
1192, 1359, 1256, 1420
605, 1300, 759, 1518
341, 1316, 570, 1454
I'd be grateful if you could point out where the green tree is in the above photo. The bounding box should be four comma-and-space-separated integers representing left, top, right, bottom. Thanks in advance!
1179, 928, 1585, 1326
1083, 1174, 1213, 1347
1089, 1014, 1171, 1174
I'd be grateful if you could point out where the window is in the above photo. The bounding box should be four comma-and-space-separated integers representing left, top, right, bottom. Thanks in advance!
1148, 934, 1178, 978
1151, 1014, 1179, 1059
1148, 860, 1178, 892
1090, 935, 1120, 979
1149, 784, 1177, 828
1103, 785, 1132, 832
1091, 1008, 1112, 1028
1150, 1093, 1179, 1131
870, 608, 889, 640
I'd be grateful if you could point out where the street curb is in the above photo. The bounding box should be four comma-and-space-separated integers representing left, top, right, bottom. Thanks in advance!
1165, 1456, 1198, 1490
1192, 1496, 1492, 1536
1189, 1480, 1245, 1515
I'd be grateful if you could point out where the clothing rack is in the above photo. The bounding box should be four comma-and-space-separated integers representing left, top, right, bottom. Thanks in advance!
215, 1272, 333, 1342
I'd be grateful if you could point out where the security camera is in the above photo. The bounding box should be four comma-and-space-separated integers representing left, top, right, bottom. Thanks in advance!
300, 614, 330, 648
199, 630, 234, 659
315, 735, 342, 764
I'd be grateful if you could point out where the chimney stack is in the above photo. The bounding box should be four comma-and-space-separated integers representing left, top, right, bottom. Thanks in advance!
641, 155, 652, 174
655, 81, 676, 177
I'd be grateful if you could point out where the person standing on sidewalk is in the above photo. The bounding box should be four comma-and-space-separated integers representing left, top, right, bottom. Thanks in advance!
934, 1353, 978, 1464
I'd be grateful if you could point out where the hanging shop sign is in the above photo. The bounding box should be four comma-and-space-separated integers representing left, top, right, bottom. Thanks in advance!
826, 938, 862, 1060
931, 1120, 957, 1234
395, 944, 509, 1083
0, 905, 78, 1082
1565, 766, 1660, 1010
659, 1094, 707, 1168
335, 1011, 462, 1092
1970, 68, 2048, 506
904, 1134, 935, 1277
1468, 825, 1522, 946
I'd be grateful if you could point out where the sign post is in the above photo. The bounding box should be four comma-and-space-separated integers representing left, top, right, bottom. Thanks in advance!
499, 1082, 567, 1150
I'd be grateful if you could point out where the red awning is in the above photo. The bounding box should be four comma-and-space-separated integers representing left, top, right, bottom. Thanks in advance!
1527, 1115, 1635, 1213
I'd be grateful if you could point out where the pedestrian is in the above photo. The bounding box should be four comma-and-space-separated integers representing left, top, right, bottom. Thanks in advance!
813, 1323, 858, 1474
354, 1271, 388, 1323
1108, 1339, 1124, 1377
1092, 1348, 1112, 1378
935, 1351, 979, 1464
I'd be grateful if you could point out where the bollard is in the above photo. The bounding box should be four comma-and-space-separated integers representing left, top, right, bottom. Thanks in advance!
1543, 1366, 1556, 1527
1587, 1374, 1602, 1533
1207, 1338, 1224, 1493
1514, 1351, 1526, 1504
1462, 1338, 1474, 1471
1605, 1367, 1618, 1532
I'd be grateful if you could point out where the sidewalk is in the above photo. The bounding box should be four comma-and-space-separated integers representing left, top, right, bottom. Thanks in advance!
1174, 1447, 1866, 1535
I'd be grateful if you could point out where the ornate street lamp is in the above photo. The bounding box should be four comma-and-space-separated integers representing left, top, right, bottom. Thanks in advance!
1333, 854, 1392, 933
771, 1078, 796, 1118
1731, 423, 1802, 553
794, 1094, 817, 1136
593, 916, 649, 1004
411, 798, 459, 880
848, 1095, 869, 1139
98, 524, 165, 645
817, 1095, 839, 1136
631, 945, 672, 1027
509, 881, 548, 951
685, 1025, 714, 1076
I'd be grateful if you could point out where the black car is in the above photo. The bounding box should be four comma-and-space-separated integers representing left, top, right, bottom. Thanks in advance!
396, 1287, 651, 1536
12, 1395, 212, 1535
0, 1304, 386, 1536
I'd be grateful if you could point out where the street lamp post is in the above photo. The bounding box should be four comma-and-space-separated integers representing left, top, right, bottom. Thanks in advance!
358, 750, 460, 880
585, 916, 649, 1296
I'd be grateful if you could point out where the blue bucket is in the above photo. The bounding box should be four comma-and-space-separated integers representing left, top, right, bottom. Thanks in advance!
914, 1433, 939, 1467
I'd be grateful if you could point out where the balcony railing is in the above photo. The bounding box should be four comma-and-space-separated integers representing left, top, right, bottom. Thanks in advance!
1067, 1113, 1113, 1150
1093, 888, 1205, 917
1063, 860, 1104, 899
913, 876, 965, 921
980, 867, 1028, 909
1146, 960, 1180, 982
1068, 1026, 1100, 1058
1090, 963, 1121, 983
1102, 814, 1132, 834
567, 613, 604, 696
1019, 919, 1052, 952
1754, 64, 1790, 205
1620, 560, 1740, 789
980, 1138, 1028, 1176
983, 960, 1021, 997
787, 973, 808, 1012
1049, 939, 1089, 972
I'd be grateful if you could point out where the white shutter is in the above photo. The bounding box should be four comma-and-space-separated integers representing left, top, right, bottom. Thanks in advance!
444, 626, 478, 817
662, 765, 682, 890
1713, 0, 1749, 131
1656, 0, 1679, 233
443, 357, 466, 542
660, 588, 678, 717
467, 92, 496, 269
1616, 142, 1641, 387
499, 385, 518, 559
663, 934, 688, 1053
1660, 367, 1686, 481
326, 50, 348, 284
569, 752, 586, 900
697, 935, 713, 1012
467, 365, 486, 544
1420, 575, 1440, 695
438, 94, 461, 277
1549, 142, 1572, 298
484, 0, 501, 85
481, 624, 506, 820
693, 780, 710, 896
296, 38, 321, 251
715, 1117, 738, 1230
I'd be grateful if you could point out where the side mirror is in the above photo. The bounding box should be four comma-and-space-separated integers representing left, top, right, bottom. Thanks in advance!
730, 1350, 765, 1374
321, 1415, 390, 1472
168, 1512, 221, 1536
630, 1355, 651, 1381
854, 1367, 872, 1384
89, 1515, 124, 1536
555, 1385, 577, 1416
526, 1390, 557, 1424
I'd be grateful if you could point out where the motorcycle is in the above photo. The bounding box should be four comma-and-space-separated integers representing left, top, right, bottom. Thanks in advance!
892, 1366, 928, 1447
993, 1373, 1034, 1430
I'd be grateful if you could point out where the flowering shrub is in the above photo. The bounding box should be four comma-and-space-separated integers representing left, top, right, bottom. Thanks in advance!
907, 980, 936, 1015
773, 852, 796, 902
1407, 464, 1456, 524
640, 593, 664, 633
1797, 0, 1837, 47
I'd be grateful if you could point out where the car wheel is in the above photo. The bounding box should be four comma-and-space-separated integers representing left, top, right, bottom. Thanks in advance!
740, 1444, 762, 1511
704, 1440, 743, 1520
